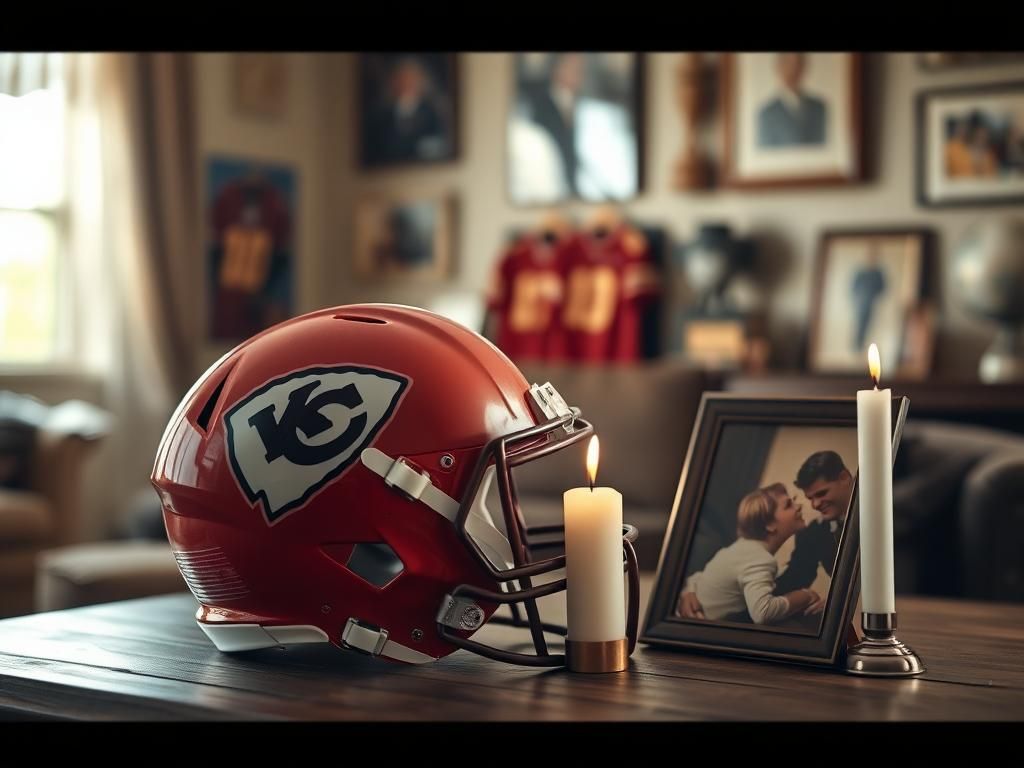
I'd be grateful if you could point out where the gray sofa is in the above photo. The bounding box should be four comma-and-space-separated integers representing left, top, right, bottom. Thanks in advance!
513, 367, 1024, 602
513, 361, 710, 571
893, 420, 1024, 602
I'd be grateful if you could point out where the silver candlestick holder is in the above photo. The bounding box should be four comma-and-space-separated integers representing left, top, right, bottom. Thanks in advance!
845, 612, 925, 677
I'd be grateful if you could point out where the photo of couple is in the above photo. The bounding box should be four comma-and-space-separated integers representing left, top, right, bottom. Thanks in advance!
675, 425, 857, 635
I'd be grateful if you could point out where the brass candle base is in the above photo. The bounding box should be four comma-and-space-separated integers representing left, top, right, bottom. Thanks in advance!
566, 638, 629, 673
845, 612, 926, 677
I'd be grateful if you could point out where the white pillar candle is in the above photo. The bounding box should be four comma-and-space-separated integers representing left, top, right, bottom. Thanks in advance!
563, 436, 626, 642
856, 343, 896, 615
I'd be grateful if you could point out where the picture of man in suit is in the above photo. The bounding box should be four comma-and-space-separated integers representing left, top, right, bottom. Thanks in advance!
523, 53, 585, 196
851, 246, 887, 354
756, 53, 828, 148
361, 55, 452, 167
508, 53, 639, 204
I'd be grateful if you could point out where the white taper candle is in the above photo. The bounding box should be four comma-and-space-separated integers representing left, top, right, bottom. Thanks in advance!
856, 343, 896, 614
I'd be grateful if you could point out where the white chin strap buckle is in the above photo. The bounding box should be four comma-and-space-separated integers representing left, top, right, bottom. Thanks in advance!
360, 447, 516, 573
340, 617, 436, 665
361, 448, 460, 520
341, 617, 389, 656
383, 456, 431, 501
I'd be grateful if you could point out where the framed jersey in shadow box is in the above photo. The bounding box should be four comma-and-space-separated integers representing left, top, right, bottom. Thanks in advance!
641, 394, 908, 668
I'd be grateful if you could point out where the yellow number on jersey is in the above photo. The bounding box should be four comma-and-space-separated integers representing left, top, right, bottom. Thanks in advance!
509, 271, 561, 332
563, 266, 618, 333
220, 226, 272, 293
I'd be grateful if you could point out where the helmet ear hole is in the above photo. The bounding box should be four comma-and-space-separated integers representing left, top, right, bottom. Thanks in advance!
344, 542, 405, 587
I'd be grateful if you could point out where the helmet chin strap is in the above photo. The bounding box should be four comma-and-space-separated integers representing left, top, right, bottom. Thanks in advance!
360, 448, 515, 571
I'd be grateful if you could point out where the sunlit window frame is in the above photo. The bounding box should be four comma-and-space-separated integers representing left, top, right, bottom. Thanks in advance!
0, 88, 74, 374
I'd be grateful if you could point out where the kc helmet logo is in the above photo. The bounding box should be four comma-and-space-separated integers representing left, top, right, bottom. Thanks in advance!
225, 365, 409, 524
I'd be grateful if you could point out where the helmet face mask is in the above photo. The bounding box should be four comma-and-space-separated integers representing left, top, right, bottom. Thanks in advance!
153, 305, 639, 666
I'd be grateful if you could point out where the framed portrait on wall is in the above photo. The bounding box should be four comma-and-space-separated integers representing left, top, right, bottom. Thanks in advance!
205, 156, 296, 342
807, 228, 934, 378
641, 394, 909, 668
507, 52, 643, 205
233, 53, 288, 118
358, 53, 458, 169
353, 195, 454, 280
916, 81, 1024, 207
720, 53, 864, 188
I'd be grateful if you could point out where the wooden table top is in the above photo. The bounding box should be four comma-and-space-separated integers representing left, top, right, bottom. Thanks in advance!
1, 576, 1022, 721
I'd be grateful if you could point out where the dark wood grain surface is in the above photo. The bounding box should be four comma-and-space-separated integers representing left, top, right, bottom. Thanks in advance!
0, 576, 1021, 721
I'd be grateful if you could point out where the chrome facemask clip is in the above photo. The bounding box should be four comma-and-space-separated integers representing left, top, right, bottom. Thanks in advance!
529, 382, 575, 434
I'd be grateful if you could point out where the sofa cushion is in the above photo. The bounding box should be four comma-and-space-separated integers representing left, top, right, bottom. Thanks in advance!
0, 490, 52, 543
36, 540, 185, 612
892, 419, 1024, 597
512, 361, 707, 509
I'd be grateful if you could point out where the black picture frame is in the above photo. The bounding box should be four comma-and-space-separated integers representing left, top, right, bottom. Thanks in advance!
357, 53, 458, 170
916, 80, 1024, 208
506, 52, 644, 206
641, 393, 909, 668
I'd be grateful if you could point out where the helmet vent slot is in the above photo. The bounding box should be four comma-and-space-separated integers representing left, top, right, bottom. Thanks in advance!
196, 376, 227, 432
345, 542, 405, 588
334, 314, 387, 324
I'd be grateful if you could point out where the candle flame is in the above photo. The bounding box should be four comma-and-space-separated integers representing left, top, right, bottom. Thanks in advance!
586, 435, 600, 489
868, 343, 881, 388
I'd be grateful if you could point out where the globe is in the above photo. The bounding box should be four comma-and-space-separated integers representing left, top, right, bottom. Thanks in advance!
952, 218, 1024, 382
953, 218, 1024, 324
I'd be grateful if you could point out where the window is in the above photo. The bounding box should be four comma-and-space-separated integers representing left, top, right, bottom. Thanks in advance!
0, 58, 67, 366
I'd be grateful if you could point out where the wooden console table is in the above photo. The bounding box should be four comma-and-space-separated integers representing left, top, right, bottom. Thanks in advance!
0, 577, 1021, 721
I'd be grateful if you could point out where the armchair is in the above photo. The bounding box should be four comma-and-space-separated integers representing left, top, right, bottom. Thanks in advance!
0, 399, 107, 617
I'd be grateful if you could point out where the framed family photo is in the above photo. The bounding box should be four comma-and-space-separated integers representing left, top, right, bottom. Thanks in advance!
720, 53, 864, 188
353, 195, 454, 280
916, 81, 1024, 207
358, 53, 458, 169
641, 394, 909, 667
507, 52, 643, 205
808, 228, 934, 378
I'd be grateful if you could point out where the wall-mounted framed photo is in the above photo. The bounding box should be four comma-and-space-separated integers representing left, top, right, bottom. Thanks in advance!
720, 53, 864, 189
234, 53, 288, 118
641, 394, 909, 668
205, 155, 296, 341
507, 52, 643, 205
358, 53, 458, 169
353, 195, 454, 280
807, 228, 934, 378
916, 80, 1024, 207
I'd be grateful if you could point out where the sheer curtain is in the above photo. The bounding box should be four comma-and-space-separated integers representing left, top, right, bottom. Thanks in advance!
65, 53, 199, 536
0, 53, 64, 97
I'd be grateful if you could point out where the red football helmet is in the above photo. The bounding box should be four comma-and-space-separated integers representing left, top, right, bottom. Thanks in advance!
152, 304, 639, 665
